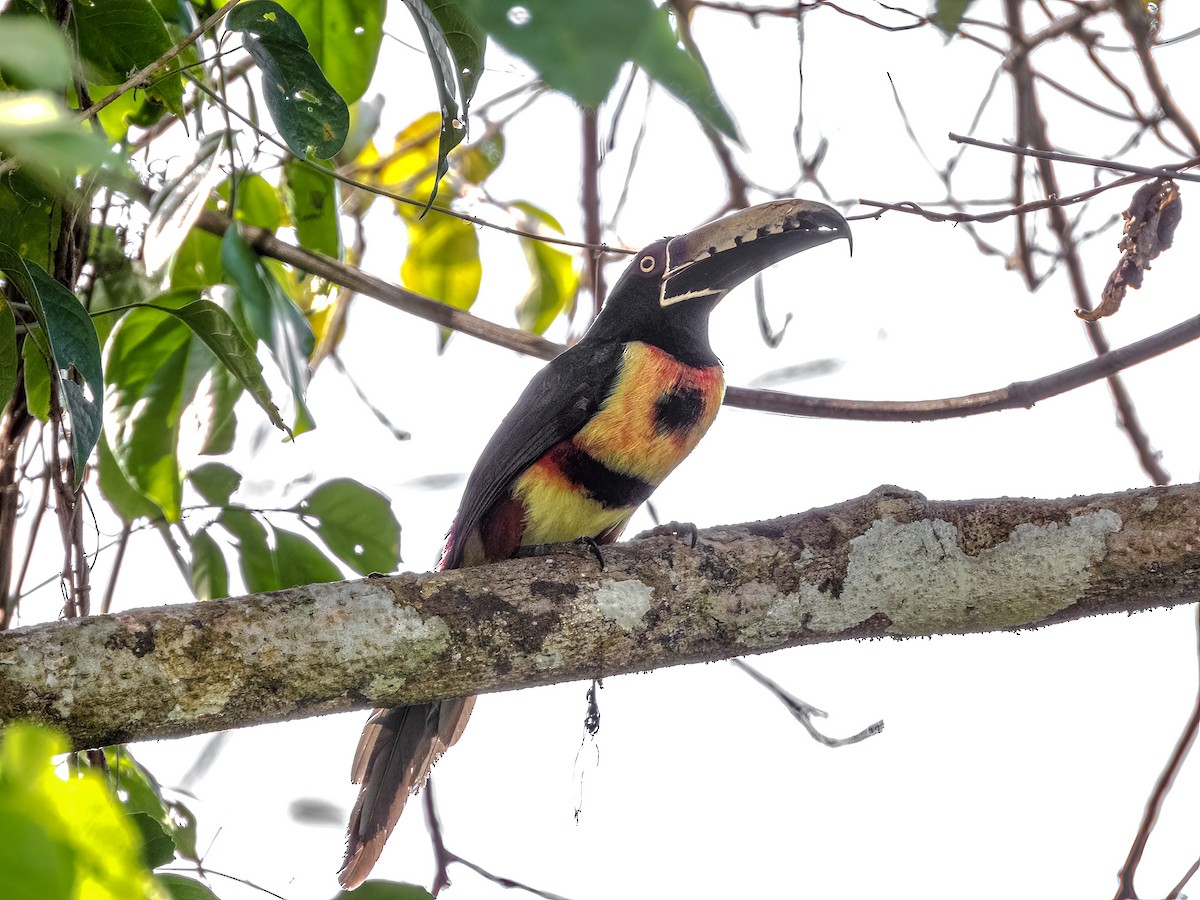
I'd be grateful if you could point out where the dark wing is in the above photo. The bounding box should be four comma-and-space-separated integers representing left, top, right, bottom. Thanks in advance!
440, 340, 624, 569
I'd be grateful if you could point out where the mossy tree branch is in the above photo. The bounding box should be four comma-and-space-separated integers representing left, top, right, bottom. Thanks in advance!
2, 483, 1197, 750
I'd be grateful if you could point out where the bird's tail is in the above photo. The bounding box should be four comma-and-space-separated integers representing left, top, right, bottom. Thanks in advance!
338, 697, 475, 888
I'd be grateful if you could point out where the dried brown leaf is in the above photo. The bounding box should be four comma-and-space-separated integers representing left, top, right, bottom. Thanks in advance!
1077, 178, 1182, 322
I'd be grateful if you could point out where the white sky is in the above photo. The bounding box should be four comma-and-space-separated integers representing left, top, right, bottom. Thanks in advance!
43, 1, 1200, 898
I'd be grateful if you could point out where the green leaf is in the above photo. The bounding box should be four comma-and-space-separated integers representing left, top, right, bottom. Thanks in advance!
933, 0, 976, 33
633, 6, 738, 141
196, 363, 242, 456
73, 0, 184, 117
158, 297, 287, 434
275, 0, 385, 104
400, 212, 480, 350
97, 437, 164, 522
455, 131, 504, 184
128, 811, 176, 868
103, 304, 196, 520
283, 158, 341, 258
21, 337, 50, 422
0, 722, 156, 900
425, 0, 485, 106
0, 300, 16, 409
165, 800, 199, 862
273, 528, 342, 585
333, 881, 435, 900
30, 267, 104, 480
217, 507, 279, 592
220, 225, 315, 434
0, 168, 57, 269
0, 92, 115, 187
0, 248, 105, 483
458, 0, 736, 138
401, 0, 474, 210
169, 228, 224, 291
223, 172, 283, 232
144, 132, 226, 275
156, 873, 222, 900
0, 16, 72, 90
104, 747, 167, 818
188, 461, 242, 506
517, 237, 579, 335
456, 0, 643, 108
227, 0, 349, 160
294, 478, 401, 574
188, 528, 229, 601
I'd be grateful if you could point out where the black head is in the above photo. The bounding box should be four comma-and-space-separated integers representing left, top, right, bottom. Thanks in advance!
585, 199, 852, 368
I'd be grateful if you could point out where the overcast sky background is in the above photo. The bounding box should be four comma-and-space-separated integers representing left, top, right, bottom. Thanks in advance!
36, 2, 1200, 898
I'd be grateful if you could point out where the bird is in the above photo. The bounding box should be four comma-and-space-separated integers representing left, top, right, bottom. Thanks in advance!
338, 198, 852, 888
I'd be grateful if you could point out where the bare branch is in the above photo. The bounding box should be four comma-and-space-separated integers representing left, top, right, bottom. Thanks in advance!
948, 133, 1200, 182
4, 484, 1200, 751
1114, 608, 1200, 899
184, 196, 1200, 425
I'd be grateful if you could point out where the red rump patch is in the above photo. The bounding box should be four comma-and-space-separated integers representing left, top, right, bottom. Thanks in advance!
478, 494, 528, 563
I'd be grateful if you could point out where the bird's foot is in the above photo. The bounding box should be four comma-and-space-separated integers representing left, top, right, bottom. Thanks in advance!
574, 535, 606, 570
633, 520, 699, 548
514, 537, 606, 570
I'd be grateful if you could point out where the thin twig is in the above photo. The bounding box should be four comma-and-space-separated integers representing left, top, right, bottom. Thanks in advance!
857, 170, 1144, 223
1114, 607, 1200, 899
1167, 855, 1200, 900
731, 659, 883, 748
1003, 0, 1168, 484
1113, 2, 1200, 155
581, 108, 605, 318
949, 133, 1200, 182
99, 523, 132, 615
81, 0, 243, 120
423, 781, 572, 900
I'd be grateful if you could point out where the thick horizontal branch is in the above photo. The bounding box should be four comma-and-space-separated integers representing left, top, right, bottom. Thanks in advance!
188, 204, 1200, 423
2, 483, 1199, 750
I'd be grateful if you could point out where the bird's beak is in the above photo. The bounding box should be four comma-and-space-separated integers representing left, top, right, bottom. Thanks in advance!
660, 199, 852, 307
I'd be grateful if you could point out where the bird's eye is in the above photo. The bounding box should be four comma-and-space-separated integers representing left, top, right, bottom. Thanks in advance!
639, 255, 656, 273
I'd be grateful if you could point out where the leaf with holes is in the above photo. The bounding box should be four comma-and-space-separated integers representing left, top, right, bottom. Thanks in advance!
0, 247, 105, 485
294, 478, 400, 574
274, 0, 385, 104
400, 0, 481, 210
227, 0, 349, 159
273, 528, 343, 586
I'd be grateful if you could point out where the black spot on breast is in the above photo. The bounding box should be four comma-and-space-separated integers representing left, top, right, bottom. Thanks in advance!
551, 443, 655, 509
653, 387, 704, 435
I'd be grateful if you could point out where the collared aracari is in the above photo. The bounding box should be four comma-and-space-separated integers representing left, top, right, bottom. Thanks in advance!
339, 199, 852, 888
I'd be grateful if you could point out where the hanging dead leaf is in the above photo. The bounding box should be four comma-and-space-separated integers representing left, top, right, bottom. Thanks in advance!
1077, 178, 1182, 322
